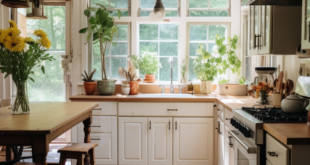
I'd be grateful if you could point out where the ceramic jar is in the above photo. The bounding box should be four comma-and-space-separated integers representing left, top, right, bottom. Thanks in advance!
281, 94, 309, 113
121, 84, 130, 95
129, 81, 139, 95
200, 81, 212, 94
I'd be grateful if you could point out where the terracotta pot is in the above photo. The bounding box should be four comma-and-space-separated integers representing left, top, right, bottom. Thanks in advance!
129, 81, 139, 95
144, 74, 156, 83
83, 81, 97, 95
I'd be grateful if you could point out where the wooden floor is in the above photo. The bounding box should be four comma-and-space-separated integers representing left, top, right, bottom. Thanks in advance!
0, 144, 71, 165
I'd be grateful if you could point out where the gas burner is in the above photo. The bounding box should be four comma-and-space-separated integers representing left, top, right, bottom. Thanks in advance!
241, 106, 308, 123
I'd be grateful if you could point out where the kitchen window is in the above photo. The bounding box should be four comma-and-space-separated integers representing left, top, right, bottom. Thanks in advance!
188, 0, 230, 17
188, 23, 229, 81
139, 0, 179, 17
91, 0, 130, 16
17, 6, 66, 102
138, 23, 179, 81
91, 23, 131, 80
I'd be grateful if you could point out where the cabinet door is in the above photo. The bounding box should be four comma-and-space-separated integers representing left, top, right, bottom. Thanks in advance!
77, 116, 117, 165
224, 125, 234, 165
259, 6, 272, 54
148, 118, 172, 165
173, 118, 214, 165
249, 6, 259, 55
119, 117, 147, 165
217, 119, 225, 165
302, 0, 310, 49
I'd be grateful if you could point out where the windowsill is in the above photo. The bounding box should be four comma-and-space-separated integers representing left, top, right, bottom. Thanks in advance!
77, 81, 202, 86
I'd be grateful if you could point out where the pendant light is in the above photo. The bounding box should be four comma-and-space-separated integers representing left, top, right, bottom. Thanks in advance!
26, 0, 47, 19
1, 0, 29, 8
149, 0, 165, 22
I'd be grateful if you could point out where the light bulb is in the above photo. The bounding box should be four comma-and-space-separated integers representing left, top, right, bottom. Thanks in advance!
149, 9, 165, 22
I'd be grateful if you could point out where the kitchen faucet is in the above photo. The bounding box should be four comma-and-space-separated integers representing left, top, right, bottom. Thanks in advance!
169, 57, 174, 93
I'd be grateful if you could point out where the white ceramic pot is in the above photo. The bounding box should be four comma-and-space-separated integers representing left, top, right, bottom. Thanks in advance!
200, 81, 213, 94
121, 84, 130, 95
218, 84, 248, 96
281, 94, 309, 113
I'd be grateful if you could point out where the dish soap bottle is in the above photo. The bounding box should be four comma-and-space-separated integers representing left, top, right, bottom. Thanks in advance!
188, 83, 194, 95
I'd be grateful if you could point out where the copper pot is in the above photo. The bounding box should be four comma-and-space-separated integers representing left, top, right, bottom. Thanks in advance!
83, 81, 97, 95
129, 81, 139, 95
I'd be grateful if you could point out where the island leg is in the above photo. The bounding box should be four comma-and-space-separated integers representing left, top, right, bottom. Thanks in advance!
5, 145, 12, 161
83, 117, 92, 143
32, 135, 49, 165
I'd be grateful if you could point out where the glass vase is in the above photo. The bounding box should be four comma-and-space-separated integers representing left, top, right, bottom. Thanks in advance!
260, 90, 269, 105
11, 82, 30, 115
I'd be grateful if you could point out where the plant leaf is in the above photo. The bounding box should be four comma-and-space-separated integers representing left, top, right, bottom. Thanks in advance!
79, 28, 88, 33
117, 10, 122, 19
41, 66, 45, 74
84, 9, 90, 17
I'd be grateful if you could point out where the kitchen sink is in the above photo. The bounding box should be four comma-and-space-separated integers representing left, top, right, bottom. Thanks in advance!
134, 94, 196, 98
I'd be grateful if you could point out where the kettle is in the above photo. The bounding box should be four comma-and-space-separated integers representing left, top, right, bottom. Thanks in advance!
281, 94, 309, 113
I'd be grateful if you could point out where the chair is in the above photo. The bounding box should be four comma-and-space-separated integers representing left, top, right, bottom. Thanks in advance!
58, 143, 98, 165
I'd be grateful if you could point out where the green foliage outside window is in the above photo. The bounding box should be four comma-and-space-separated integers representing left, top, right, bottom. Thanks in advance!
132, 52, 162, 75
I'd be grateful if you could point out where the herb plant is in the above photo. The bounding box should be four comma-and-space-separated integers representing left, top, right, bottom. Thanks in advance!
79, 4, 121, 80
239, 77, 246, 85
132, 52, 162, 75
82, 69, 96, 82
194, 34, 241, 81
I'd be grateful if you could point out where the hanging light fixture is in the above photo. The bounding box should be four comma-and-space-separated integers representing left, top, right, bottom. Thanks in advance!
26, 0, 47, 19
149, 0, 165, 22
1, 0, 29, 8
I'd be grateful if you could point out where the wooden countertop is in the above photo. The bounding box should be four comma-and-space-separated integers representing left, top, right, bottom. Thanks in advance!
70, 94, 258, 111
0, 102, 98, 133
263, 123, 310, 145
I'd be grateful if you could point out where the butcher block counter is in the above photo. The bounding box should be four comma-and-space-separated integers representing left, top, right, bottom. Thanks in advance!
69, 94, 259, 112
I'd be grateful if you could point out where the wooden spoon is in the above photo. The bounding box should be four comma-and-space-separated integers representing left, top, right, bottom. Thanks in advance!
273, 79, 278, 88
276, 71, 284, 93
287, 79, 294, 95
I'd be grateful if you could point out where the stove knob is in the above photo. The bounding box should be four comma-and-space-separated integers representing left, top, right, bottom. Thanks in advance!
230, 118, 233, 125
245, 127, 251, 137
238, 124, 244, 132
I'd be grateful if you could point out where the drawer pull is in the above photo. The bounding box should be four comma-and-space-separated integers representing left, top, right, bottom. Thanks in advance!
169, 121, 170, 130
149, 121, 151, 130
228, 136, 233, 148
90, 138, 100, 141
267, 151, 278, 157
93, 108, 102, 110
167, 109, 178, 111
90, 126, 100, 127
217, 109, 220, 111
175, 121, 177, 130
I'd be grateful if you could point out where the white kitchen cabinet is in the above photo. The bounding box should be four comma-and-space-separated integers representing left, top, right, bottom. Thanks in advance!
224, 125, 234, 165
217, 119, 225, 165
119, 117, 148, 165
77, 116, 117, 165
248, 5, 301, 55
302, 0, 310, 49
148, 118, 172, 165
266, 133, 289, 165
173, 118, 214, 165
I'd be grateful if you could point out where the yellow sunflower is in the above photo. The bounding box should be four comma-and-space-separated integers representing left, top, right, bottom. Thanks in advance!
40, 37, 51, 50
8, 20, 17, 29
34, 29, 47, 38
4, 36, 25, 52
0, 29, 6, 44
5, 28, 21, 38
24, 37, 35, 44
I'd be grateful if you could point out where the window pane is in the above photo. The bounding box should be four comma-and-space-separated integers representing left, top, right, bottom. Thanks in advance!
189, 0, 208, 8
116, 25, 128, 41
141, 0, 178, 8
27, 53, 65, 102
209, 25, 226, 40
189, 58, 197, 81
140, 24, 158, 40
111, 10, 129, 17
208, 42, 216, 53
160, 24, 178, 40
141, 0, 156, 8
160, 42, 178, 56
190, 25, 207, 41
189, 43, 206, 56
245, 57, 251, 81
110, 0, 128, 8
163, 0, 178, 8
111, 42, 127, 55
91, 0, 109, 7
210, 0, 228, 8
140, 11, 178, 17
139, 42, 158, 55
189, 10, 229, 17
111, 57, 127, 78
159, 57, 178, 81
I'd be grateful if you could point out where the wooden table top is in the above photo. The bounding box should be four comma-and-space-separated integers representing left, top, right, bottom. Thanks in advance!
263, 123, 310, 145
0, 102, 99, 134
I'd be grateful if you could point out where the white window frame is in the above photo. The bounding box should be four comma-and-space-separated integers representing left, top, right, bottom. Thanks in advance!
84, 0, 239, 83
187, 0, 231, 17
138, 0, 180, 17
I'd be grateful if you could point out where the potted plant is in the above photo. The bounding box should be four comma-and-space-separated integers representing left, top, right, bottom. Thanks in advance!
118, 68, 130, 95
79, 4, 122, 95
193, 34, 241, 94
0, 20, 54, 114
119, 60, 140, 95
82, 69, 97, 95
132, 52, 162, 83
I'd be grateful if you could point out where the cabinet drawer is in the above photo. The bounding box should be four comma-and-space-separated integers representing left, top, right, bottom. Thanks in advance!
266, 133, 289, 165
72, 101, 117, 115
217, 103, 224, 120
90, 133, 116, 161
118, 102, 214, 116
224, 108, 234, 130
91, 116, 112, 133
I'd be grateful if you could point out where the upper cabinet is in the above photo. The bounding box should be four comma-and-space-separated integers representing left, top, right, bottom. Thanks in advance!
302, 0, 310, 49
248, 6, 302, 55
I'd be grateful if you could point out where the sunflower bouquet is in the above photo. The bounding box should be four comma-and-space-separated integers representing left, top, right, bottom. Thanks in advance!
0, 20, 54, 114
251, 81, 271, 105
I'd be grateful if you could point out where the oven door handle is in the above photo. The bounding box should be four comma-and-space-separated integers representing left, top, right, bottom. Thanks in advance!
229, 130, 257, 154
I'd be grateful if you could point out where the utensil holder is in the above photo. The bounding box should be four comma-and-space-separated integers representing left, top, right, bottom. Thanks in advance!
273, 93, 283, 107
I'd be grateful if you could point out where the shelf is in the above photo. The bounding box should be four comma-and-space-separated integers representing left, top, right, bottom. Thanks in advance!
26, 16, 47, 19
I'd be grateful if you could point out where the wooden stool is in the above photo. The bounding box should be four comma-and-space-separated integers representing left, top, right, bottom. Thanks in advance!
58, 143, 98, 165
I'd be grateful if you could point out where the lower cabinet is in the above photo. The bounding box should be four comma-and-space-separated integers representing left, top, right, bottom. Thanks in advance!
217, 118, 225, 165
224, 125, 234, 165
118, 117, 214, 165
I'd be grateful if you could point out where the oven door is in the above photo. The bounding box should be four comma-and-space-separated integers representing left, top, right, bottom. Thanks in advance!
229, 130, 257, 165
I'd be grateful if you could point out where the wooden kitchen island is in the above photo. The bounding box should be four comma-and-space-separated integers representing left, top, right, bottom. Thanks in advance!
0, 102, 99, 165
